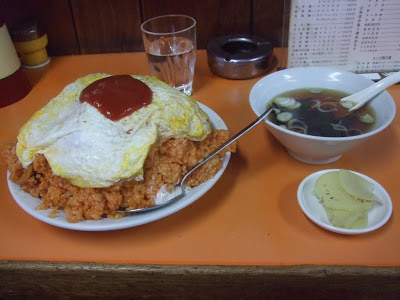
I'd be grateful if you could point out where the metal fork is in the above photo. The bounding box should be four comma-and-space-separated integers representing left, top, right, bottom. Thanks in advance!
117, 106, 272, 214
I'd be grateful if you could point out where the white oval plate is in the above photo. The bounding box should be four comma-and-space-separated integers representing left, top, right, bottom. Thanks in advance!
7, 103, 231, 231
297, 169, 392, 235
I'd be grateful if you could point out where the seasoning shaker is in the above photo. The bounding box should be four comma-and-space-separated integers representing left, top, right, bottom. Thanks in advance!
10, 19, 50, 68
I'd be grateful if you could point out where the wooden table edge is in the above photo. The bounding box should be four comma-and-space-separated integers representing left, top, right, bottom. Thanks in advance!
1, 260, 399, 298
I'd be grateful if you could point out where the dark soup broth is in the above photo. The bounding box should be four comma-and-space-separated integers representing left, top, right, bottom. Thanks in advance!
268, 88, 376, 137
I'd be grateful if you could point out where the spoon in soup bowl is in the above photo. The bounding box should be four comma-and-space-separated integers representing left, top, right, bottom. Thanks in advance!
340, 71, 400, 111
117, 106, 273, 214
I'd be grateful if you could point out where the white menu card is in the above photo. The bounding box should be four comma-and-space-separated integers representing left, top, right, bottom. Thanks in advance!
288, 0, 400, 73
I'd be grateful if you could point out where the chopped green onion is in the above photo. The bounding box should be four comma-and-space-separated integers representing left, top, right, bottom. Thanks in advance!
331, 123, 347, 132
273, 97, 300, 109
358, 113, 375, 124
318, 102, 337, 112
291, 101, 301, 109
309, 99, 321, 108
277, 112, 293, 122
309, 88, 322, 94
271, 107, 281, 114
346, 128, 363, 136
288, 126, 307, 134
288, 118, 307, 129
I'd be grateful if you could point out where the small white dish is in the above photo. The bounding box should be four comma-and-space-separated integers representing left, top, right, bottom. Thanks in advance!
297, 169, 392, 235
7, 103, 231, 231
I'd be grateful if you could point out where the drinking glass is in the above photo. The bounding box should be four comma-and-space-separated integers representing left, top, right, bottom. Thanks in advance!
141, 15, 196, 95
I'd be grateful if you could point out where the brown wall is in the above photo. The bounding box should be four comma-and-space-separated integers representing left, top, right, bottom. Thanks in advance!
0, 0, 285, 56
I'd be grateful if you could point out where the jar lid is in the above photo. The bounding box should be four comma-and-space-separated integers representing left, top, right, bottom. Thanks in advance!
10, 19, 45, 42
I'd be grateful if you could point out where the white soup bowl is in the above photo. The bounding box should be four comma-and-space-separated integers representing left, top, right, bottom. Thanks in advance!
249, 67, 396, 164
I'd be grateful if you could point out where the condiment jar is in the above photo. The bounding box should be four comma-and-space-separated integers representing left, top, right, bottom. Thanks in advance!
10, 19, 50, 68
0, 21, 31, 108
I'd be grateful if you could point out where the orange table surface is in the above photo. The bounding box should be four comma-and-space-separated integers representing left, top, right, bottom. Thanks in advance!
0, 50, 399, 266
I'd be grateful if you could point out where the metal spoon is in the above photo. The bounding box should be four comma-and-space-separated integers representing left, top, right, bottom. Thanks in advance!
117, 106, 273, 214
340, 71, 400, 111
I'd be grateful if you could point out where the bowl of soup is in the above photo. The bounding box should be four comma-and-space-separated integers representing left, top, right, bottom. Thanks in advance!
249, 67, 396, 164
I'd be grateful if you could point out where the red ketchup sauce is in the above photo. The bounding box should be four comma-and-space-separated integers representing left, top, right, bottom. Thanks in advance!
79, 75, 153, 121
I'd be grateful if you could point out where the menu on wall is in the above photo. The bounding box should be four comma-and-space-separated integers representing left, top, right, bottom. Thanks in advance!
287, 0, 400, 75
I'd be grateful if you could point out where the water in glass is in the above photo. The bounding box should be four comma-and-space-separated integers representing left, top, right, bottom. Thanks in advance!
146, 36, 196, 95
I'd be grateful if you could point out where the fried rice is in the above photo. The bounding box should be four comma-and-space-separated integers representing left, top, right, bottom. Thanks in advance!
4, 129, 235, 223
